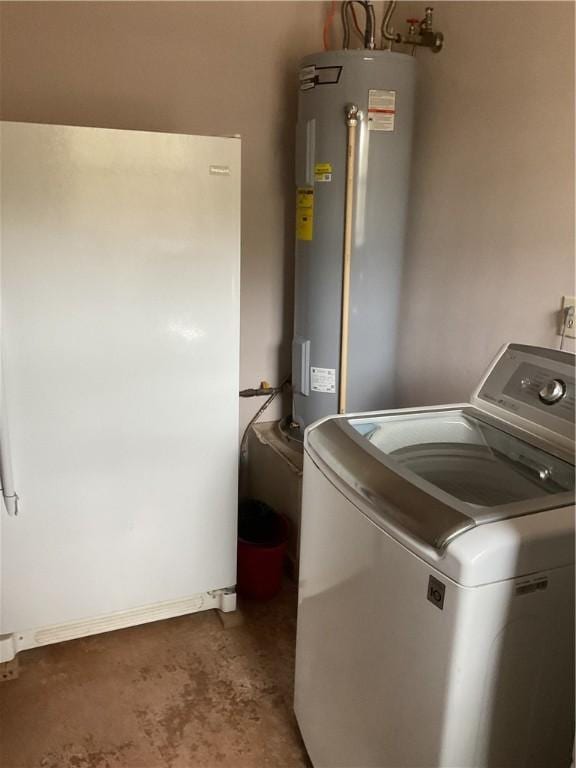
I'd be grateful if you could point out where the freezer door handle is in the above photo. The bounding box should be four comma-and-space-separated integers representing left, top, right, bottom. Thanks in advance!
0, 488, 18, 516
0, 356, 19, 516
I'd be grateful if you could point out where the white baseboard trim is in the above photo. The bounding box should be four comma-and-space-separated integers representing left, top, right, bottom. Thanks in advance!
1, 586, 237, 661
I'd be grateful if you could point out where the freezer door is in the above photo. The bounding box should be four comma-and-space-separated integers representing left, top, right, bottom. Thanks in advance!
0, 122, 240, 633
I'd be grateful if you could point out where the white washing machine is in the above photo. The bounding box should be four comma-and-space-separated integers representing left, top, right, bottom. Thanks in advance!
294, 344, 575, 768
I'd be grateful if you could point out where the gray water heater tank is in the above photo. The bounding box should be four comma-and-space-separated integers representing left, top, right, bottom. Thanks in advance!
292, 49, 416, 428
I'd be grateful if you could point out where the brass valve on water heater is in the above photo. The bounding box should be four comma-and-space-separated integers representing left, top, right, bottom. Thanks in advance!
381, 3, 444, 53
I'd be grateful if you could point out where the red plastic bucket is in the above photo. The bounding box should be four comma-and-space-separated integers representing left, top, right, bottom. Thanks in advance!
237, 500, 288, 600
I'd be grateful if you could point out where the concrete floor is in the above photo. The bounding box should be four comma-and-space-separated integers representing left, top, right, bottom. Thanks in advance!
0, 585, 310, 768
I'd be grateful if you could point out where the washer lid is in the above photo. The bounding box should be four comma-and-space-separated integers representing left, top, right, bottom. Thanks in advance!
305, 408, 575, 551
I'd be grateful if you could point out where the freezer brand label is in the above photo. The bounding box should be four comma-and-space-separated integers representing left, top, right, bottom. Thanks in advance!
368, 89, 396, 132
427, 575, 445, 610
314, 162, 332, 183
310, 367, 336, 394
296, 187, 314, 241
209, 165, 231, 176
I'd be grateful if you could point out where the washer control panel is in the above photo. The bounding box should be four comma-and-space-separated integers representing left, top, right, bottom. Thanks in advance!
503, 362, 574, 420
474, 344, 575, 442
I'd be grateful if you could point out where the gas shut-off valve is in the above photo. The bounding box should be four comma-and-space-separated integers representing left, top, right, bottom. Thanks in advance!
381, 3, 444, 53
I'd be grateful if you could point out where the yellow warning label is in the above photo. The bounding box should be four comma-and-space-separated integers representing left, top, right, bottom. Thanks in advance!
296, 187, 314, 241
314, 162, 332, 183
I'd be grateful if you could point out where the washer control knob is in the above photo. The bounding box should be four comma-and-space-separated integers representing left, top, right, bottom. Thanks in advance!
538, 379, 566, 405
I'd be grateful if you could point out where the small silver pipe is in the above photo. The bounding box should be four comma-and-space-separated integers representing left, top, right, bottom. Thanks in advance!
366, 1, 376, 50
341, 1, 351, 49
381, 0, 400, 45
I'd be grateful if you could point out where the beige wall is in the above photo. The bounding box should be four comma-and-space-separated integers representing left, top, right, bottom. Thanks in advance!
396, 0, 575, 406
1, 1, 574, 422
0, 0, 327, 433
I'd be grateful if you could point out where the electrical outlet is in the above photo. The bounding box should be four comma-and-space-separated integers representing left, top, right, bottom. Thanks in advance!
559, 296, 576, 339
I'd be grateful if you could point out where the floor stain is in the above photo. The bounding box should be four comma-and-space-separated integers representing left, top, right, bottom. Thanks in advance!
0, 584, 310, 768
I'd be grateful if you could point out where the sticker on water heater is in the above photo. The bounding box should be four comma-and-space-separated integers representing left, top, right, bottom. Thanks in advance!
296, 187, 314, 241
299, 65, 316, 81
314, 162, 332, 183
368, 89, 396, 132
299, 65, 316, 91
310, 367, 336, 394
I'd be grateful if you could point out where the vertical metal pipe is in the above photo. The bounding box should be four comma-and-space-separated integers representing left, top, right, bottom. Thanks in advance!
339, 104, 359, 414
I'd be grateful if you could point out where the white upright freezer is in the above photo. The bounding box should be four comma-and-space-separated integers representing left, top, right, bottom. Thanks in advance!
0, 122, 241, 661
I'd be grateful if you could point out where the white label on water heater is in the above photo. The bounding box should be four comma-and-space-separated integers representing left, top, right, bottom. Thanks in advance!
299, 65, 316, 81
368, 89, 396, 131
299, 65, 316, 91
311, 367, 336, 394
